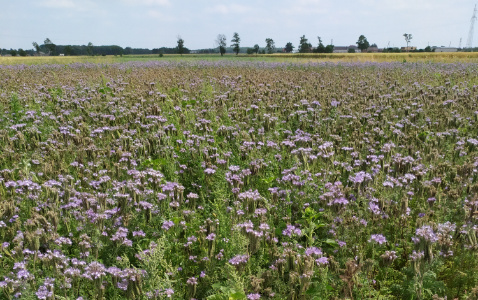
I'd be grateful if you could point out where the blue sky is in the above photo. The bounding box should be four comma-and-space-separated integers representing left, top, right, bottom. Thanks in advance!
0, 0, 475, 50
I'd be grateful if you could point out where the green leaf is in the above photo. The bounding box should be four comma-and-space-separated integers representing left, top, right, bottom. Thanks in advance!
229, 291, 246, 299
275, 222, 287, 236
324, 238, 338, 247
306, 285, 320, 295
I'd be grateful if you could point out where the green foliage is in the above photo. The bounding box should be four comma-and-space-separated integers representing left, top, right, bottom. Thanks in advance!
231, 32, 241, 55
253, 44, 260, 54
216, 34, 227, 56
284, 42, 294, 53
298, 35, 312, 53
265, 38, 275, 54
356, 35, 370, 52
177, 36, 185, 56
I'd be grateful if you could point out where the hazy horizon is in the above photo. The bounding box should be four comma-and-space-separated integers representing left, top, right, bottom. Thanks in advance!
1, 0, 475, 51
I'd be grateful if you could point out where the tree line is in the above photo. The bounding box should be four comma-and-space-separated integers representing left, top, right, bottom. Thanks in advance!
1, 34, 445, 57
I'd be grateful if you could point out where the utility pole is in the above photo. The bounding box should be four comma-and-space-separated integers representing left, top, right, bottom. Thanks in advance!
466, 4, 477, 50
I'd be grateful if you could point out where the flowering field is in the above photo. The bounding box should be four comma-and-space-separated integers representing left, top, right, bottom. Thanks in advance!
0, 60, 477, 299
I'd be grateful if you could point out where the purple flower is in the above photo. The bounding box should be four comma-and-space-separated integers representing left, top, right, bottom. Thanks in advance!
164, 288, 174, 297
409, 250, 424, 261
187, 277, 198, 285
305, 247, 322, 257
381, 250, 397, 262
415, 225, 438, 243
82, 261, 106, 280
369, 234, 387, 245
316, 257, 329, 265
206, 233, 216, 241
162, 220, 175, 231
282, 225, 301, 237
229, 254, 249, 265
204, 168, 216, 175
36, 286, 53, 300
247, 293, 261, 300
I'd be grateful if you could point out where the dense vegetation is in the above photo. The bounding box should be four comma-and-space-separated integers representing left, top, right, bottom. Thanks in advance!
0, 60, 477, 299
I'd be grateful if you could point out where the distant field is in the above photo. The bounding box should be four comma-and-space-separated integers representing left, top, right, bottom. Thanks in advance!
3, 52, 478, 65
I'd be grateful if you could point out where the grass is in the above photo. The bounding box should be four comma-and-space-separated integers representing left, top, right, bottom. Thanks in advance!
3, 51, 478, 65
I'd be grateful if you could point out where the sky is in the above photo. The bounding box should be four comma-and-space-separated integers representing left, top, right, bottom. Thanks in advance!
0, 0, 476, 51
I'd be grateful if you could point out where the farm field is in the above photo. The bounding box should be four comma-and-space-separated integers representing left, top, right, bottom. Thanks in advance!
4, 51, 478, 65
0, 59, 478, 299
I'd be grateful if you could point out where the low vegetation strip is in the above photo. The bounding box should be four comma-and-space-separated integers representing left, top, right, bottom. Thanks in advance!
4, 51, 478, 65
0, 60, 477, 299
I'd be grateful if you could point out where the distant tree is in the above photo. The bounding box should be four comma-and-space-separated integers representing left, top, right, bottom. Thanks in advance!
32, 42, 40, 54
231, 32, 241, 55
348, 48, 356, 53
315, 36, 325, 53
246, 48, 254, 55
403, 33, 412, 52
18, 49, 27, 56
356, 35, 370, 52
64, 45, 73, 56
9, 49, 17, 56
87, 42, 94, 56
177, 36, 185, 56
284, 42, 294, 53
124, 47, 133, 55
325, 44, 334, 53
265, 38, 275, 54
298, 35, 312, 53
44, 38, 56, 55
253, 44, 260, 54
424, 45, 432, 52
216, 34, 227, 56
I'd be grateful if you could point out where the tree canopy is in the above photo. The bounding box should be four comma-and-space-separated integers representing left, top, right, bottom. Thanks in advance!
231, 32, 241, 55
216, 34, 227, 56
298, 35, 312, 53
177, 36, 185, 56
284, 42, 294, 53
265, 38, 275, 54
356, 35, 370, 52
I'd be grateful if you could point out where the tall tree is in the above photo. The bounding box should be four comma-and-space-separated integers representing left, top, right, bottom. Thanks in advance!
298, 35, 312, 53
32, 42, 40, 54
216, 34, 227, 56
284, 42, 294, 53
231, 32, 240, 55
265, 38, 275, 54
87, 42, 94, 56
177, 36, 185, 56
253, 44, 260, 54
403, 33, 413, 52
44, 38, 56, 55
315, 36, 325, 53
356, 35, 370, 52
325, 44, 334, 53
